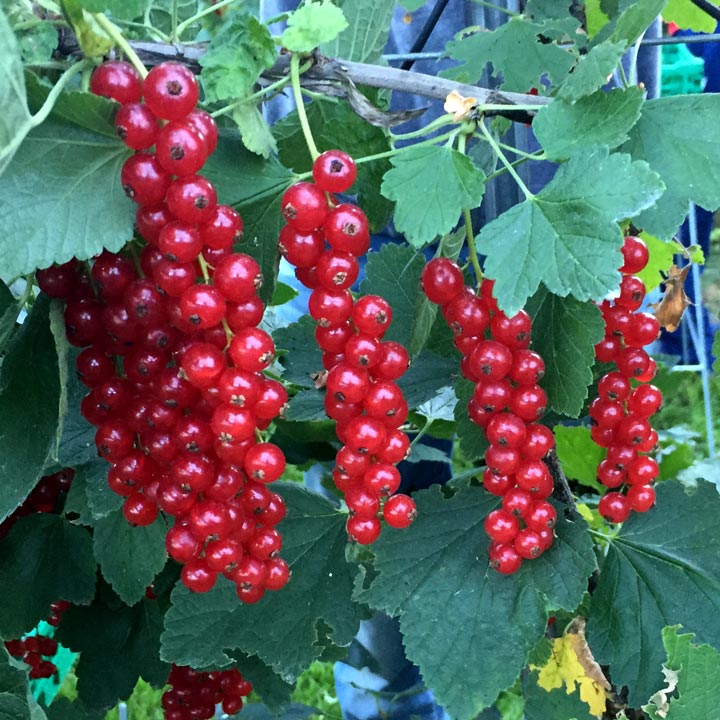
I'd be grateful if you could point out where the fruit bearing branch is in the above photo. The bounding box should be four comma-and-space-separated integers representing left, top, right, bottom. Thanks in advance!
56, 31, 551, 123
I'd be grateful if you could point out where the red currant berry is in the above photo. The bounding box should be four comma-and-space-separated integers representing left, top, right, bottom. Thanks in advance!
382, 494, 416, 529
484, 509, 520, 544
598, 492, 631, 523
281, 182, 329, 232
347, 515, 382, 544
468, 340, 512, 380
121, 153, 171, 206
156, 120, 208, 177
123, 493, 158, 526
489, 543, 522, 574
627, 455, 659, 485
521, 424, 555, 460
309, 288, 353, 327
627, 483, 656, 512
213, 253, 262, 302
617, 275, 646, 311
278, 225, 325, 267
166, 175, 217, 224
490, 310, 532, 349
228, 327, 274, 372
201, 205, 243, 249
421, 258, 464, 305
179, 285, 226, 329
509, 384, 547, 422
597, 371, 631, 402
90, 61, 142, 104
373, 342, 410, 381
509, 349, 545, 385
244, 442, 286, 484
143, 62, 199, 120
316, 250, 359, 290
323, 204, 371, 256
181, 559, 218, 593
620, 236, 649, 274
312, 149, 357, 193
486, 412, 527, 449
514, 528, 543, 559
352, 295, 392, 337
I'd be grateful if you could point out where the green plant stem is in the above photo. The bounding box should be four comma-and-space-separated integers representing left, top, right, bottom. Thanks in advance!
92, 14, 148, 78
475, 102, 543, 113
16, 277, 35, 314
497, 141, 545, 161
290, 53, 320, 161
616, 61, 630, 89
197, 254, 211, 282
457, 133, 483, 286
176, 0, 240, 37
390, 114, 455, 141
221, 318, 233, 347
211, 72, 296, 118
484, 154, 533, 182
293, 128, 459, 180
478, 120, 534, 200
408, 418, 434, 450
170, 0, 178, 41
30, 60, 88, 127
115, 18, 170, 42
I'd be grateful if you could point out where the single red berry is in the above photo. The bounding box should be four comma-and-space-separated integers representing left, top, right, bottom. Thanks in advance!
482, 469, 514, 496
158, 221, 203, 263
166, 175, 218, 225
346, 486, 381, 519
421, 258, 465, 305
509, 349, 545, 385
377, 429, 410, 464
486, 412, 527, 449
472, 379, 512, 415
323, 204, 370, 256
521, 424, 554, 460
589, 398, 624, 429
606, 445, 637, 471
228, 327, 274, 372
121, 153, 171, 206
316, 250, 359, 290
514, 528, 544, 559
179, 285, 226, 329
143, 62, 200, 120
281, 182, 329, 231
594, 335, 621, 363
509, 384, 547, 422
627, 455, 659, 485
312, 149, 357, 193
345, 416, 387, 455
155, 120, 208, 177
347, 515, 382, 544
186, 108, 218, 154
485, 445, 521, 476
484, 509, 520, 544
278, 225, 325, 268
488, 543, 522, 574
383, 494, 417, 529
90, 61, 142, 104
326, 364, 370, 404
501, 487, 534, 518
181, 559, 218, 593
598, 492, 631, 523
625, 312, 661, 348
627, 483, 656, 512
213, 253, 262, 302
309, 288, 354, 327
490, 310, 532, 349
442, 289, 490, 337
200, 205, 243, 249
244, 443, 286, 483
363, 463, 401, 496
620, 236, 649, 274
617, 275, 646, 311
515, 460, 553, 497
265, 557, 291, 591
597, 371, 631, 402
352, 295, 392, 337
628, 384, 663, 416
468, 340, 512, 380
373, 342, 410, 381
123, 493, 158, 526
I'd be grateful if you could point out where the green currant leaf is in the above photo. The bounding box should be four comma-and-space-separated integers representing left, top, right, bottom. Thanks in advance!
0, 7, 35, 177
440, 17, 575, 91
644, 626, 720, 719
534, 87, 644, 161
553, 426, 605, 491
0, 515, 96, 638
45, 696, 103, 720
381, 145, 485, 248
526, 289, 606, 418
0, 117, 134, 279
284, 389, 327, 422
161, 484, 363, 678
635, 231, 678, 293
93, 510, 168, 606
56, 593, 168, 710
0, 646, 44, 720
355, 478, 597, 720
359, 243, 426, 349
522, 670, 595, 720
60, 0, 113, 58
663, 0, 718, 32
231, 103, 278, 159
73, 0, 146, 20
0, 296, 61, 523
556, 40, 626, 101
320, 0, 395, 64
274, 316, 322, 388
200, 12, 277, 103
231, 652, 294, 710
15, 20, 57, 65
454, 377, 488, 462
623, 95, 720, 240
586, 481, 720, 707
64, 458, 123, 526
604, 0, 669, 46
477, 149, 664, 315
397, 351, 458, 409
281, 0, 349, 53
274, 98, 393, 232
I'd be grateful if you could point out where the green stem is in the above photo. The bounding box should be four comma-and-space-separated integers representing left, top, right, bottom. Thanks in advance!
390, 114, 455, 141
457, 133, 483, 287
221, 318, 233, 348
475, 102, 543, 113
496, 141, 545, 161
30, 60, 88, 128
197, 254, 212, 282
616, 61, 630, 89
92, 13, 148, 78
478, 120, 534, 201
115, 18, 170, 42
301, 87, 338, 103
408, 418, 433, 451
290, 53, 320, 161
484, 154, 533, 183
16, 277, 35, 314
170, 0, 178, 41
176, 0, 240, 34
211, 71, 300, 118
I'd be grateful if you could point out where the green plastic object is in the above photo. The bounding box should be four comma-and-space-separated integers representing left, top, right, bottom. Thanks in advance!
661, 42, 705, 96
27, 621, 77, 706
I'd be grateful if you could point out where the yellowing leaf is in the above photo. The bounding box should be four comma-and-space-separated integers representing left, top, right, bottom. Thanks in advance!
531, 620, 609, 718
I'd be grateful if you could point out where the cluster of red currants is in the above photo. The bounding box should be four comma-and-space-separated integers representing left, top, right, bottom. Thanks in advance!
278, 150, 417, 544
422, 258, 557, 574
0, 468, 74, 541
162, 664, 252, 720
4, 633, 59, 680
47, 600, 71, 628
37, 60, 290, 602
591, 235, 661, 522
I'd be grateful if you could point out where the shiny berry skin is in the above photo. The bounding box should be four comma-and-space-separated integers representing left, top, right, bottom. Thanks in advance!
278, 225, 325, 268
265, 557, 290, 591
501, 487, 533, 518
508, 349, 545, 385
373, 342, 410, 381
211, 404, 255, 443
347, 515, 381, 544
185, 108, 218, 154
628, 384, 663, 417
345, 416, 387, 455
442, 289, 490, 337
352, 295, 392, 337
617, 274, 646, 311
620, 236, 649, 273
158, 221, 202, 263
123, 493, 158, 526
143, 62, 199, 120
249, 527, 282, 560
166, 175, 217, 224
114, 102, 159, 150
594, 335, 620, 363
627, 455, 659, 485
486, 412, 527, 449
326, 364, 369, 404
213, 253, 262, 302
598, 492, 631, 523
156, 120, 208, 177
469, 340, 512, 380
76, 347, 115, 387
490, 310, 532, 349
228, 327, 274, 372
309, 288, 353, 327
363, 464, 401, 496
521, 424, 554, 460
616, 347, 651, 378
616, 415, 652, 446
136, 203, 173, 245
346, 486, 380, 519
485, 445, 520, 476
92, 251, 135, 300
625, 312, 661, 348
484, 509, 520, 544
95, 420, 134, 463
217, 368, 260, 407
605, 445, 637, 471
323, 204, 371, 256
253, 379, 288, 420
180, 342, 225, 390
90, 61, 142, 104
281, 182, 328, 231
316, 250, 359, 290
635, 356, 658, 383
509, 384, 547, 422
589, 398, 624, 429
378, 429, 410, 464
315, 323, 354, 354
312, 149, 357, 193
179, 285, 226, 329
472, 379, 511, 414
516, 460, 553, 497
489, 543, 522, 574
627, 483, 656, 512
201, 205, 243, 249
181, 559, 218, 593
482, 470, 514, 496
526, 501, 557, 531
121, 153, 171, 206
598, 371, 631, 402
36, 260, 80, 299
244, 443, 286, 483
514, 528, 543, 559
421, 258, 465, 305
383, 494, 417, 529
